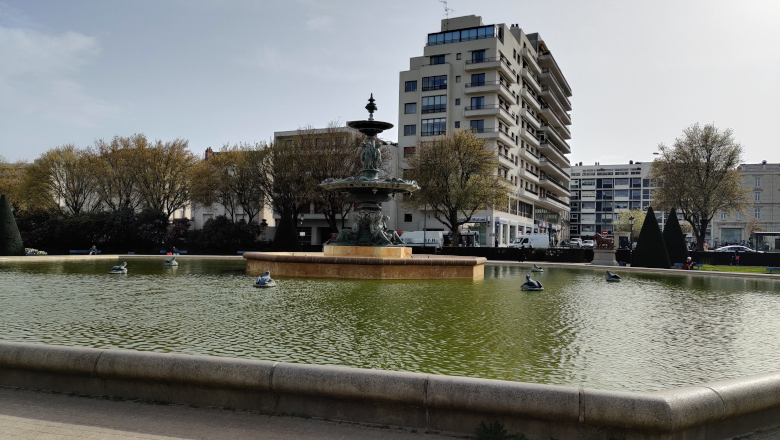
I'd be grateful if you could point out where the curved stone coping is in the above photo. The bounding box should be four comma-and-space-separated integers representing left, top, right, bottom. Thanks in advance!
243, 252, 486, 266
2, 341, 780, 433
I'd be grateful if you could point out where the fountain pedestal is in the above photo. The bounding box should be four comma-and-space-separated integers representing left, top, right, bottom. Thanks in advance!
323, 245, 411, 259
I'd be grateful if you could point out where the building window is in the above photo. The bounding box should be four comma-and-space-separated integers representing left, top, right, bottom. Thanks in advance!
430, 55, 445, 65
421, 118, 446, 136
755, 192, 760, 202
614, 178, 629, 186
404, 214, 413, 222
470, 120, 484, 133
427, 26, 496, 46
471, 50, 486, 63
755, 177, 761, 187
404, 103, 417, 114
403, 125, 416, 136
721, 212, 727, 219
422, 75, 447, 91
737, 212, 743, 220
456, 53, 462, 60
454, 121, 460, 128
455, 98, 460, 105
469, 96, 485, 109
455, 75, 461, 83
755, 208, 761, 219
421, 95, 446, 114
405, 81, 417, 92
470, 73, 485, 86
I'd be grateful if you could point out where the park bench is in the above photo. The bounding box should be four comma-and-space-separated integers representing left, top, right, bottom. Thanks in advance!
673, 263, 684, 269
673, 263, 703, 270
159, 250, 187, 254
767, 267, 780, 274
70, 250, 101, 254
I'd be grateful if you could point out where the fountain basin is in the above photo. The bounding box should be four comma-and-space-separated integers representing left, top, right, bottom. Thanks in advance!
243, 251, 485, 280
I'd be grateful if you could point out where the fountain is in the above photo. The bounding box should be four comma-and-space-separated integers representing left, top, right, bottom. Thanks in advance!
243, 95, 486, 279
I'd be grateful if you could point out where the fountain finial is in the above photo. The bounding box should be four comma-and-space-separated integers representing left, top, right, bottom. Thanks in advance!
365, 93, 377, 121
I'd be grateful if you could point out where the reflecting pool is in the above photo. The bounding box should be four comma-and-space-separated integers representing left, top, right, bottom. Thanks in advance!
1, 257, 779, 392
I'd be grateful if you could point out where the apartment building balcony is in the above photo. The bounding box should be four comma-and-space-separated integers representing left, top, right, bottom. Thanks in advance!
520, 125, 539, 147
539, 106, 572, 140
540, 122, 571, 153
519, 167, 539, 182
471, 127, 515, 144
464, 80, 516, 103
538, 138, 570, 167
519, 145, 540, 164
521, 48, 542, 75
539, 87, 572, 125
519, 89, 541, 112
539, 174, 571, 194
465, 104, 515, 125
536, 192, 570, 211
521, 68, 542, 94
539, 69, 572, 111
464, 57, 517, 83
519, 108, 541, 129
520, 186, 539, 199
539, 155, 570, 182
538, 51, 572, 97
498, 152, 516, 168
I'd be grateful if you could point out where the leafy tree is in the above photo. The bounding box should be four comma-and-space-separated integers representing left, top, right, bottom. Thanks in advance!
401, 129, 510, 245
632, 206, 671, 268
23, 145, 99, 214
0, 157, 30, 214
614, 208, 646, 240
0, 194, 25, 256
663, 207, 689, 264
649, 123, 752, 251
131, 135, 197, 218
188, 215, 261, 253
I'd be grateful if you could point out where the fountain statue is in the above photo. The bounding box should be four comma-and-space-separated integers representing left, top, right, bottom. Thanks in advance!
320, 94, 420, 247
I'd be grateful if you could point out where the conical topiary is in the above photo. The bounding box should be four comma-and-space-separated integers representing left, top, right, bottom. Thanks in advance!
662, 207, 689, 265
632, 206, 671, 268
0, 194, 25, 256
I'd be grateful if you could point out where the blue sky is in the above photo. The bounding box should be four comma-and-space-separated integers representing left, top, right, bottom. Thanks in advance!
1, 0, 778, 164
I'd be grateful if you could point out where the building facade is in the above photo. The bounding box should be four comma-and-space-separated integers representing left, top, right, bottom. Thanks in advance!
396, 15, 572, 246
711, 161, 780, 250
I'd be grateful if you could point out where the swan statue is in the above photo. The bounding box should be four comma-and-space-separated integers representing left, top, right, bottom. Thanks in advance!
253, 271, 276, 288
164, 256, 178, 266
531, 264, 544, 272
109, 262, 128, 274
605, 271, 622, 282
520, 274, 544, 291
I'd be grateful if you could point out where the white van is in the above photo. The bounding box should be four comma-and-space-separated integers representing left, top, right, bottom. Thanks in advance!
400, 231, 444, 249
508, 234, 550, 249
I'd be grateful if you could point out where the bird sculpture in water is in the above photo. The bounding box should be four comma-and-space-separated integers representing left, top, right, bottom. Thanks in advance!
531, 264, 544, 272
605, 271, 622, 282
164, 256, 178, 266
109, 262, 128, 274
521, 274, 544, 291
254, 271, 276, 288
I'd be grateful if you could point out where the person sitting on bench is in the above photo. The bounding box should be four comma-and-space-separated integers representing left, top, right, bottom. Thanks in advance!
88, 245, 97, 255
683, 257, 695, 270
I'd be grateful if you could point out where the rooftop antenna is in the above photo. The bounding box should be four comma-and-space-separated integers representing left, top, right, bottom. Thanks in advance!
440, 0, 455, 30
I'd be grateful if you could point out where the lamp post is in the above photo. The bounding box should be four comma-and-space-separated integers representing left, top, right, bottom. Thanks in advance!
628, 215, 635, 266
298, 213, 305, 251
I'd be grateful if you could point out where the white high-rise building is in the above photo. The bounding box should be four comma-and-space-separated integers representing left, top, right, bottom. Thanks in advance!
396, 15, 572, 246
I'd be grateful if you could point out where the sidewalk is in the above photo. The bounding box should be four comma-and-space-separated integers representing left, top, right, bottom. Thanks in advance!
0, 387, 458, 440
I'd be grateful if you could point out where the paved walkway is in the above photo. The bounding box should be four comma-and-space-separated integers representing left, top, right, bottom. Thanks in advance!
0, 387, 459, 440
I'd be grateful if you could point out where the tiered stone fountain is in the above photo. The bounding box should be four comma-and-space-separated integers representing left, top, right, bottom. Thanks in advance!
244, 96, 486, 279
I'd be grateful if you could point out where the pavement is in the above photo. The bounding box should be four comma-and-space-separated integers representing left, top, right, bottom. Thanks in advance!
2, 387, 779, 440
0, 387, 460, 440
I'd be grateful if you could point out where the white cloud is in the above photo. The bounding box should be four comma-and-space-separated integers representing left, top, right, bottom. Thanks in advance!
0, 25, 116, 128
305, 15, 334, 32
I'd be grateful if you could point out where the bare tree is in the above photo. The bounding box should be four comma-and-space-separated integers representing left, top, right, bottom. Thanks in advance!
649, 123, 752, 251
92, 135, 142, 212
401, 129, 510, 246
131, 135, 198, 218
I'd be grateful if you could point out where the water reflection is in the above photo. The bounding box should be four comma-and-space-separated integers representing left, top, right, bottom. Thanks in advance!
1, 258, 778, 392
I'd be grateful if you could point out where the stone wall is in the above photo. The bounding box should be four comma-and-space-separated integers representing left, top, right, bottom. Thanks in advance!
1, 342, 779, 439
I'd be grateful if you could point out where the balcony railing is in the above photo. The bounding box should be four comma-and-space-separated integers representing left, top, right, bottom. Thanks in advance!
421, 84, 447, 91
540, 121, 572, 147
540, 69, 572, 107
538, 51, 572, 95
539, 108, 572, 139
540, 86, 570, 120
523, 167, 539, 177
470, 127, 497, 134
540, 155, 570, 178
539, 139, 570, 164
421, 107, 446, 114
544, 192, 570, 207
421, 130, 446, 137
523, 147, 539, 159
465, 104, 499, 111
465, 57, 515, 73
525, 187, 539, 196
542, 174, 570, 193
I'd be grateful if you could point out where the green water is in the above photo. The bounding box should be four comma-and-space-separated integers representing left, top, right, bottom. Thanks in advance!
1, 257, 779, 392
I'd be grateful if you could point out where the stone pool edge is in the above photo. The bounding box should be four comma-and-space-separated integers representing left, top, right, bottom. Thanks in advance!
0, 341, 778, 439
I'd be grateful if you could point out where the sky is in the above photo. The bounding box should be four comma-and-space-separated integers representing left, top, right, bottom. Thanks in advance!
1, 0, 778, 165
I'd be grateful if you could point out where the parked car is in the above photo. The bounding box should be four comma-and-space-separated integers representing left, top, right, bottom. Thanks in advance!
582, 240, 595, 249
714, 245, 762, 253
569, 238, 583, 249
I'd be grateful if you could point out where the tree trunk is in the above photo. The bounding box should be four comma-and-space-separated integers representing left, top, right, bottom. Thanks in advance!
697, 218, 709, 252
271, 208, 301, 252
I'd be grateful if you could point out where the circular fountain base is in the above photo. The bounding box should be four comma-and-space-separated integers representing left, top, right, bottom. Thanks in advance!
243, 251, 485, 280
323, 245, 412, 259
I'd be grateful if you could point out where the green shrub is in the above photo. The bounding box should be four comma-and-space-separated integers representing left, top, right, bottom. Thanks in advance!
188, 216, 262, 254
632, 206, 671, 268
0, 194, 25, 256
662, 207, 689, 265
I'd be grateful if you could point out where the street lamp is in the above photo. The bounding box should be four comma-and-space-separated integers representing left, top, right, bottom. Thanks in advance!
628, 216, 635, 266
